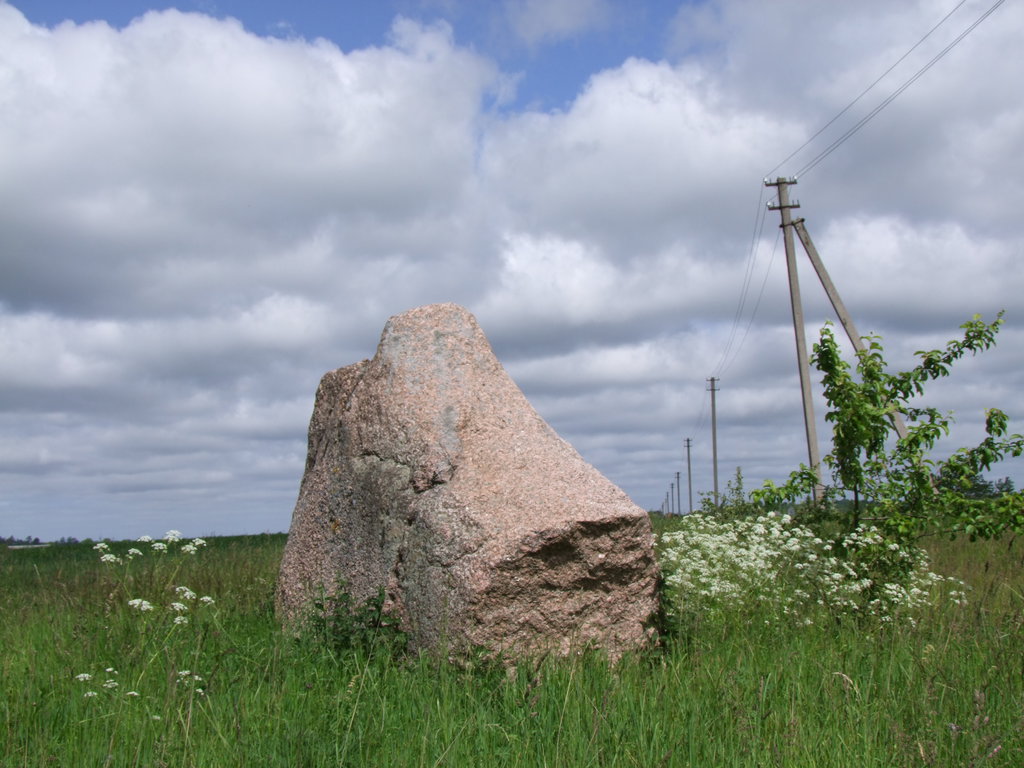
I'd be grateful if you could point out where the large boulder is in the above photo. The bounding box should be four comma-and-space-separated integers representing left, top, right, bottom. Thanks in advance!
276, 303, 658, 658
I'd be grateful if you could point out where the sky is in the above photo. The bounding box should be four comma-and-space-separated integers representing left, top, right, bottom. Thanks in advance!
2, 0, 1022, 541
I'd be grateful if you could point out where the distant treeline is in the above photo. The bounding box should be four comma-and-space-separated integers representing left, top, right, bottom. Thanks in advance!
4, 533, 289, 548
3, 536, 78, 546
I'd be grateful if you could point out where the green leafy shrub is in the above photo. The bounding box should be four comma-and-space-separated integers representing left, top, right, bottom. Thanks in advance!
307, 583, 408, 659
756, 314, 1024, 541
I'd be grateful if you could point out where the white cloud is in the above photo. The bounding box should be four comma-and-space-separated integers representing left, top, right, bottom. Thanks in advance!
1, 1, 1023, 539
0, 8, 499, 317
481, 57, 799, 257
504, 0, 610, 47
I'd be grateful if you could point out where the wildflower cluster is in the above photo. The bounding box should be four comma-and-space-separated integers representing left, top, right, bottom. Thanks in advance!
97, 531, 213, 625
131, 530, 206, 554
659, 513, 965, 629
176, 669, 206, 697
73, 667, 141, 700
73, 529, 219, 710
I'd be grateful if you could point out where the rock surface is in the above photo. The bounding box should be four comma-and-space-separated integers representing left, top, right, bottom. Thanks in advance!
276, 303, 659, 657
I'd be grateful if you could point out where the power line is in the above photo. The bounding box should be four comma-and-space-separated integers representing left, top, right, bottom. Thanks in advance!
795, 0, 1007, 179
718, 224, 783, 377
765, 0, 972, 180
712, 185, 769, 379
667, 0, 1006, 509
716, 0, 1007, 379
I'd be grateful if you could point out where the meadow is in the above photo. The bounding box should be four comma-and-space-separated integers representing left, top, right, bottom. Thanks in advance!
2, 519, 1022, 767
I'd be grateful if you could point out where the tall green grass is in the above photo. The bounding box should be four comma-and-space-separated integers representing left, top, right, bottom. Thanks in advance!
2, 526, 1021, 767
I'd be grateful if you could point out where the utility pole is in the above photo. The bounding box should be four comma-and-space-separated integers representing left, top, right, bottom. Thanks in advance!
684, 438, 693, 514
669, 481, 676, 515
766, 177, 823, 497
707, 377, 720, 506
675, 471, 681, 516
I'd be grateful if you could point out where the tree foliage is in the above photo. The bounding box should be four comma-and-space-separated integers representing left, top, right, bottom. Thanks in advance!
755, 313, 1024, 540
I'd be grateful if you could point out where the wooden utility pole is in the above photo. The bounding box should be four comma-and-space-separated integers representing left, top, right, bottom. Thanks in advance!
675, 471, 681, 516
684, 438, 693, 514
669, 481, 676, 515
766, 177, 824, 496
707, 377, 720, 506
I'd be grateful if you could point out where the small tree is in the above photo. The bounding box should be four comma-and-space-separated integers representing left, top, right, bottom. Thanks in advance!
699, 467, 763, 519
755, 313, 1024, 540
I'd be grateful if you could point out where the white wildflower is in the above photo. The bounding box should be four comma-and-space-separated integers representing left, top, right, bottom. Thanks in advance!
126, 548, 143, 559
199, 596, 215, 606
169, 602, 188, 613
175, 586, 197, 601
659, 513, 960, 627
102, 679, 118, 689
164, 530, 182, 543
137, 535, 153, 543
151, 541, 167, 553
128, 598, 154, 612
126, 691, 140, 697
83, 691, 98, 698
100, 553, 121, 564
75, 673, 92, 682
173, 616, 189, 626
93, 542, 109, 551
191, 538, 207, 548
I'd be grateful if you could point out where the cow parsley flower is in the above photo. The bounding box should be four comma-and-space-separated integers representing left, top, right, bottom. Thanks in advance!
137, 535, 153, 543
100, 553, 122, 564
128, 599, 154, 612
173, 616, 189, 626
659, 513, 961, 628
175, 586, 197, 601
75, 673, 92, 682
126, 547, 143, 559
164, 530, 182, 543
199, 596, 215, 606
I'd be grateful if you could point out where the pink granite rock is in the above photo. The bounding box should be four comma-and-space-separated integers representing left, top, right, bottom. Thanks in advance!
276, 303, 658, 658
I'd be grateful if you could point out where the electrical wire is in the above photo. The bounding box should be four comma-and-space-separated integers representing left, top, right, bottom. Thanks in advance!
666, 0, 1007, 507
719, 225, 783, 377
795, 0, 1007, 179
728, 0, 1007, 376
712, 184, 768, 379
764, 0, 972, 180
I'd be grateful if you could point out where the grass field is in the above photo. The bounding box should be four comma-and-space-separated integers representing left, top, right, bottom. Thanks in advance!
2, 520, 1022, 767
